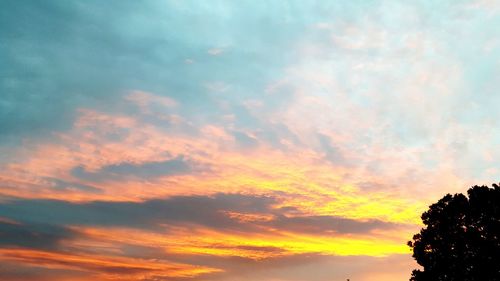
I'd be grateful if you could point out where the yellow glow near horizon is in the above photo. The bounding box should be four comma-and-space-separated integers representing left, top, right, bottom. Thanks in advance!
69, 225, 411, 260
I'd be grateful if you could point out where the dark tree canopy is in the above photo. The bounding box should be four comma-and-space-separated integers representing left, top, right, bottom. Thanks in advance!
408, 184, 500, 281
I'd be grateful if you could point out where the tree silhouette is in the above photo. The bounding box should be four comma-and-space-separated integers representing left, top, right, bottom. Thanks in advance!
408, 184, 500, 281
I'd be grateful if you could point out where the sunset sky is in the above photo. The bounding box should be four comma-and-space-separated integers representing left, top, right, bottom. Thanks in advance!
1, 1, 500, 280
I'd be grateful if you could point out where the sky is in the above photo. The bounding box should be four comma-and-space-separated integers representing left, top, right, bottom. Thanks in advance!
0, 0, 499, 280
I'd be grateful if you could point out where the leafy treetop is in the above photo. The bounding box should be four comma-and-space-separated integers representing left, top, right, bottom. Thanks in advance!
408, 184, 500, 281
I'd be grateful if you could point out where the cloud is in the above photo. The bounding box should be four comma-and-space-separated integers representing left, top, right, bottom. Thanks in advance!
268, 215, 397, 235
317, 133, 349, 166
0, 248, 220, 280
46, 178, 101, 193
0, 221, 76, 250
207, 48, 225, 56
231, 130, 259, 149
0, 192, 412, 280
0, 261, 91, 281
0, 194, 275, 231
0, 193, 404, 236
71, 156, 203, 182
201, 253, 417, 281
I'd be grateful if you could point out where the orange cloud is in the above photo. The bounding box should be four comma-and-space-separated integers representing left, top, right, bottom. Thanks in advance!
0, 248, 221, 280
0, 96, 440, 226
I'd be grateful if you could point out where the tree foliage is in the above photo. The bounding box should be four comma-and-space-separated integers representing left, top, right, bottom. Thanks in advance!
408, 184, 500, 281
